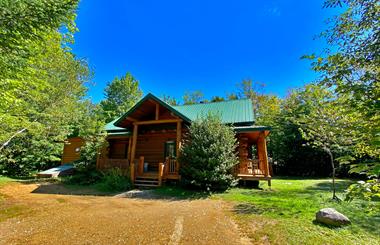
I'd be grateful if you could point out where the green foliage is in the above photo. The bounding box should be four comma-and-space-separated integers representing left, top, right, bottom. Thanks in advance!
63, 168, 101, 186
99, 72, 142, 122
65, 131, 107, 185
180, 114, 238, 191
345, 179, 380, 202
182, 90, 205, 105
226, 93, 239, 100
306, 0, 380, 176
210, 96, 225, 102
96, 168, 132, 192
0, 0, 79, 78
0, 134, 62, 176
161, 95, 178, 106
0, 1, 94, 177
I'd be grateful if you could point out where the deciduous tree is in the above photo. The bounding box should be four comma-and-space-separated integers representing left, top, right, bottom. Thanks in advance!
99, 73, 142, 122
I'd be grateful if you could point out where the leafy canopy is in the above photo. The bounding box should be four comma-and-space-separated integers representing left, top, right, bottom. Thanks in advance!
99, 72, 142, 122
305, 0, 380, 176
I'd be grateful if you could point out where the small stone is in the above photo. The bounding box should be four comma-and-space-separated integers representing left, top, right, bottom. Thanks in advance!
316, 208, 351, 226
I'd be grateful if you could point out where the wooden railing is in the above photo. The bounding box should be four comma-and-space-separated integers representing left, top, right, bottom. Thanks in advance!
128, 156, 181, 183
164, 157, 179, 176
97, 157, 129, 171
235, 159, 265, 176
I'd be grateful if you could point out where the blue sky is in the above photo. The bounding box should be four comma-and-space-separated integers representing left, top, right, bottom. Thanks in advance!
72, 0, 339, 103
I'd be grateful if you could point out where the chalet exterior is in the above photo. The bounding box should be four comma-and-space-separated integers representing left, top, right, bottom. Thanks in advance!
63, 93, 272, 187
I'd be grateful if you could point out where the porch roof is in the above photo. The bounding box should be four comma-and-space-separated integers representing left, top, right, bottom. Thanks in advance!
234, 125, 271, 133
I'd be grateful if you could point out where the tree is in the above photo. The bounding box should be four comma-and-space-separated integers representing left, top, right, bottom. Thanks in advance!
306, 0, 380, 176
238, 79, 267, 118
226, 93, 239, 100
161, 95, 178, 106
182, 91, 205, 105
269, 86, 331, 177
0, 32, 92, 176
293, 85, 366, 200
180, 114, 238, 191
99, 73, 142, 122
0, 0, 79, 79
210, 96, 225, 102
0, 1, 93, 176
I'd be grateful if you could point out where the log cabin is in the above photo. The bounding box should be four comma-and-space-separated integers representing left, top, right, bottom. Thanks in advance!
62, 93, 272, 187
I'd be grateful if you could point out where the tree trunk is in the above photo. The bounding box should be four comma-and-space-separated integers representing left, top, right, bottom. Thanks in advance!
0, 128, 27, 152
323, 146, 340, 201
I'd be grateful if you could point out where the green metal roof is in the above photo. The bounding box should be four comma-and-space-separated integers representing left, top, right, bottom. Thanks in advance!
105, 94, 259, 133
105, 118, 127, 131
107, 131, 131, 136
173, 99, 254, 124
114, 93, 192, 126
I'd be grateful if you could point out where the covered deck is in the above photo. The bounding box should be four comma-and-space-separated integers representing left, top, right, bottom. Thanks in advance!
235, 127, 272, 186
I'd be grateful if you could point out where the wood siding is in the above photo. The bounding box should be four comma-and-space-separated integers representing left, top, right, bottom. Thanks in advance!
61, 137, 84, 164
135, 131, 177, 167
109, 139, 129, 159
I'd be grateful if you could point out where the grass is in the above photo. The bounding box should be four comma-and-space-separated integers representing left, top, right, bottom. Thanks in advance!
153, 185, 210, 199
0, 176, 13, 187
0, 176, 30, 222
213, 178, 380, 245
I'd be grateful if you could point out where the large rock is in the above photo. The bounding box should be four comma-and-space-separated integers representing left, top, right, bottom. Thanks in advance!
316, 208, 351, 226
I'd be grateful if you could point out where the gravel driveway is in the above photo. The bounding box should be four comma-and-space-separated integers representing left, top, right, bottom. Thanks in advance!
0, 182, 249, 244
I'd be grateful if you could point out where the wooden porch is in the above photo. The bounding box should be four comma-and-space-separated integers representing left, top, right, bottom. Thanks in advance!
234, 131, 272, 186
97, 156, 180, 187
97, 98, 184, 187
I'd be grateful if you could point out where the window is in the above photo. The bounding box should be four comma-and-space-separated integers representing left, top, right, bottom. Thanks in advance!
164, 141, 176, 159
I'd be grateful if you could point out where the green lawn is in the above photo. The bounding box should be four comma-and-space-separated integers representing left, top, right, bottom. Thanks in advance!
0, 176, 13, 187
213, 178, 380, 245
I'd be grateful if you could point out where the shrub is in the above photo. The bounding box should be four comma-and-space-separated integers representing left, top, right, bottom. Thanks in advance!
63, 135, 106, 185
97, 168, 132, 192
345, 179, 380, 202
0, 134, 62, 177
180, 114, 238, 191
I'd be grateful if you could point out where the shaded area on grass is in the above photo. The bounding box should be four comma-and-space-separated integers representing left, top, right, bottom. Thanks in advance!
30, 182, 116, 196
152, 186, 210, 200
233, 203, 277, 215
217, 178, 380, 242
304, 179, 353, 192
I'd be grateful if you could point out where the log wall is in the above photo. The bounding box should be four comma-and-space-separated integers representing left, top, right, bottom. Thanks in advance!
135, 131, 177, 165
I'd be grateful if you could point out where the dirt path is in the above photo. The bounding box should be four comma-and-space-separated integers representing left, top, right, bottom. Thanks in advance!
0, 182, 249, 245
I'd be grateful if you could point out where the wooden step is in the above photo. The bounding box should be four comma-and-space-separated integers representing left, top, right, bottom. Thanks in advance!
135, 179, 158, 183
134, 183, 159, 188
134, 177, 160, 187
136, 175, 159, 180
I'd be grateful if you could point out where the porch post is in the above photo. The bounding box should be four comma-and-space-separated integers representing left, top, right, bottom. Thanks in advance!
176, 121, 182, 157
130, 124, 138, 166
258, 132, 270, 177
127, 137, 132, 161
176, 121, 182, 173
